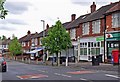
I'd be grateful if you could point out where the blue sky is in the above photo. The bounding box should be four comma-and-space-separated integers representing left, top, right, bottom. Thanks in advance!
0, 0, 119, 38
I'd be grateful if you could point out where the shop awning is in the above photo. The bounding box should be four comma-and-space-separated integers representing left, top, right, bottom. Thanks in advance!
26, 48, 43, 54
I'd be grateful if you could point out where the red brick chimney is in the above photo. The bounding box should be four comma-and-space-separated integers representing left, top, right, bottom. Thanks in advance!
71, 14, 76, 21
46, 24, 49, 29
27, 30, 31, 35
90, 2, 96, 13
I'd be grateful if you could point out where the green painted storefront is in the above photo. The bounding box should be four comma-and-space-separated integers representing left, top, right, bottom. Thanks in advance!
106, 32, 120, 60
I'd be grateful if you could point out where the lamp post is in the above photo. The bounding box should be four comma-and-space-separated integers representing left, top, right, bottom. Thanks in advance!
77, 36, 80, 62
41, 20, 45, 62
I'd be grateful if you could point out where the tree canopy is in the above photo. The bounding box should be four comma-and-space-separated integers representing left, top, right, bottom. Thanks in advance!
0, 0, 8, 19
42, 20, 72, 66
8, 37, 22, 56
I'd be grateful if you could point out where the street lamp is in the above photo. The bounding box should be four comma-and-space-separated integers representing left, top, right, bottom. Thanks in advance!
41, 20, 45, 62
77, 36, 80, 62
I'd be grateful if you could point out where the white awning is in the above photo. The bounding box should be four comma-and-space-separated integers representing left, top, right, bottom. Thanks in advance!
26, 48, 43, 54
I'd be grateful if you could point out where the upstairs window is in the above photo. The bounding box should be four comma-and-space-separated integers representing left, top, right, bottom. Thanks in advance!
92, 20, 100, 34
112, 12, 120, 28
70, 28, 76, 39
35, 38, 38, 45
82, 22, 89, 35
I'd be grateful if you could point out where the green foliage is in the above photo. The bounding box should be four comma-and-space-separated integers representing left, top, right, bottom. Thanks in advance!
1, 35, 6, 40
42, 20, 72, 55
0, 0, 8, 19
8, 37, 22, 56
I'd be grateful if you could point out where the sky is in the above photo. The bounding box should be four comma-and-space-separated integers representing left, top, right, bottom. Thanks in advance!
0, 0, 119, 39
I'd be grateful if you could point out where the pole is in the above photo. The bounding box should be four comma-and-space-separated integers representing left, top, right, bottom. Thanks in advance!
77, 36, 80, 62
41, 20, 45, 62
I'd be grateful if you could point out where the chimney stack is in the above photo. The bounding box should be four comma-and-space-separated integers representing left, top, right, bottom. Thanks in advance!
27, 30, 31, 35
71, 14, 76, 21
46, 24, 49, 29
90, 2, 96, 13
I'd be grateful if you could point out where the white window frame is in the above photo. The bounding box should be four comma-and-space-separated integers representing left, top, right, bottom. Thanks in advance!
92, 20, 100, 34
35, 38, 38, 45
112, 12, 120, 28
70, 28, 76, 39
82, 22, 89, 35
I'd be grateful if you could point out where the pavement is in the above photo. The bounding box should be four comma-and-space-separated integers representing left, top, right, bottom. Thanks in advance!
6, 58, 120, 72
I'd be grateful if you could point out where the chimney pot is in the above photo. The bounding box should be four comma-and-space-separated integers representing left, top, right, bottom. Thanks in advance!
46, 24, 49, 29
90, 2, 96, 13
27, 30, 31, 35
71, 14, 76, 21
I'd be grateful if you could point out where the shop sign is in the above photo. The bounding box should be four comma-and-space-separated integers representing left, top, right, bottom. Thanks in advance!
96, 36, 104, 41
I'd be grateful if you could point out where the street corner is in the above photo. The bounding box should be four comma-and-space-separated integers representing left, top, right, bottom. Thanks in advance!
67, 70, 95, 75
17, 74, 48, 79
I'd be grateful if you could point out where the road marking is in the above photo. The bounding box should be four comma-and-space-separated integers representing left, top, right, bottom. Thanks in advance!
54, 73, 71, 78
17, 74, 48, 79
80, 78, 87, 81
67, 71, 94, 74
38, 70, 48, 73
105, 74, 120, 79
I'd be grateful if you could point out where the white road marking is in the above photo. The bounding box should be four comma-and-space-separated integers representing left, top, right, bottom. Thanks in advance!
38, 70, 48, 73
105, 74, 120, 79
61, 74, 71, 77
80, 78, 87, 81
54, 73, 71, 78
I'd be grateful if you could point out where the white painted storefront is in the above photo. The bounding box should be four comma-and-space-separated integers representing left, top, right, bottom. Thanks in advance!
78, 36, 104, 61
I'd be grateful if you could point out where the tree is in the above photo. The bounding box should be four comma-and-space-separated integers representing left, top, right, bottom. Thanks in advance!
8, 37, 22, 56
1, 35, 6, 40
0, 0, 8, 19
42, 20, 72, 66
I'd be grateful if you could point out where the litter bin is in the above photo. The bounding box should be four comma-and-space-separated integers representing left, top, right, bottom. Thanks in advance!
99, 54, 103, 63
92, 56, 99, 66
112, 49, 120, 65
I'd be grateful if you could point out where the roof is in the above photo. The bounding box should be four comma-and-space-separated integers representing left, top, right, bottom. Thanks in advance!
106, 2, 120, 14
66, 2, 118, 29
19, 34, 35, 42
62, 22, 71, 29
67, 13, 90, 29
2, 39, 11, 45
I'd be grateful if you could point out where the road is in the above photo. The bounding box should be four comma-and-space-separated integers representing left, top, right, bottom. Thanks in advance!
1, 59, 120, 82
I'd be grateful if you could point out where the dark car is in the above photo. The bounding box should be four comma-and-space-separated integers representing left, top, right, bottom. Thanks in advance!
0, 57, 7, 72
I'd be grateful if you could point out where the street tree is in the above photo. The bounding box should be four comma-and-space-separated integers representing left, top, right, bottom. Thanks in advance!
0, 0, 8, 19
8, 36, 22, 57
1, 35, 6, 40
42, 20, 72, 66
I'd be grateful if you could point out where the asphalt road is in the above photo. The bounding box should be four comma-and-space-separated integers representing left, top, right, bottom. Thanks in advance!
1, 59, 120, 82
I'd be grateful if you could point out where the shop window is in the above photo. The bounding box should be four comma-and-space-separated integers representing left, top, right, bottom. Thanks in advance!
91, 42, 93, 47
88, 42, 90, 47
101, 41, 104, 47
97, 42, 100, 47
84, 48, 87, 55
88, 48, 91, 55
80, 48, 84, 55
91, 48, 95, 55
94, 43, 97, 47
96, 48, 100, 55
85, 43, 87, 47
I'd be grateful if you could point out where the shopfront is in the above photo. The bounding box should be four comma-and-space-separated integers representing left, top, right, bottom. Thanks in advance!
79, 36, 104, 61
106, 32, 120, 61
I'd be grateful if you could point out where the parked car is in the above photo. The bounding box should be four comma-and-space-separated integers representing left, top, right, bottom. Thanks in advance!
0, 57, 7, 72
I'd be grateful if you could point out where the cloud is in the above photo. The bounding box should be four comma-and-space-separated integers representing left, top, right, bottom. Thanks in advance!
4, 1, 31, 15
0, 19, 28, 25
0, 26, 16, 31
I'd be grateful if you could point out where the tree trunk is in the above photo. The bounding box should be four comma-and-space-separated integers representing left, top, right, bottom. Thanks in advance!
56, 52, 60, 66
65, 49, 68, 66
